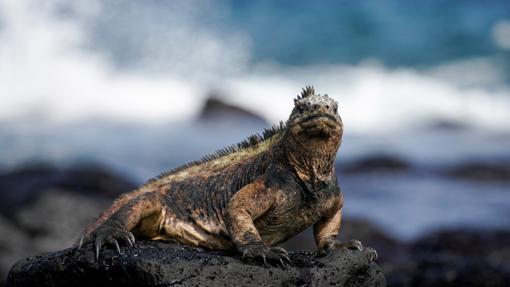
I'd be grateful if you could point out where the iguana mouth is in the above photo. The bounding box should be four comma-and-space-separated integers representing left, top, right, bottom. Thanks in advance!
301, 114, 340, 126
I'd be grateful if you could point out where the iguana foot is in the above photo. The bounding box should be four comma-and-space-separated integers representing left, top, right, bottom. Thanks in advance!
77, 220, 135, 260
317, 239, 378, 261
334, 239, 363, 251
239, 243, 292, 267
320, 239, 363, 253
365, 247, 378, 262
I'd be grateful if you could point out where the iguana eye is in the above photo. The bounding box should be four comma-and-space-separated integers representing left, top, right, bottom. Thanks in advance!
298, 106, 305, 113
333, 106, 338, 113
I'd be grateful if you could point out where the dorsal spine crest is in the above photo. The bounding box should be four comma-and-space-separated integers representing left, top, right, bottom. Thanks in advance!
149, 121, 287, 182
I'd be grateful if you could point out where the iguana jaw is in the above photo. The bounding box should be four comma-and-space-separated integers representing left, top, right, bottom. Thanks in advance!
297, 114, 342, 138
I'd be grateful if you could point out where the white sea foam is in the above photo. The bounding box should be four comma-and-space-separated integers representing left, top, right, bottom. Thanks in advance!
0, 0, 211, 124
1, 0, 509, 133
224, 62, 510, 133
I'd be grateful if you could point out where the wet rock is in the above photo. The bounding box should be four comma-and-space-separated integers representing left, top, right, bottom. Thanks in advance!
0, 163, 136, 215
0, 161, 136, 283
386, 229, 510, 287
0, 190, 109, 286
14, 190, 109, 252
52, 164, 137, 198
445, 162, 510, 183
387, 253, 510, 287
7, 241, 386, 287
0, 216, 30, 287
200, 95, 267, 124
413, 229, 510, 258
339, 155, 411, 174
0, 163, 57, 214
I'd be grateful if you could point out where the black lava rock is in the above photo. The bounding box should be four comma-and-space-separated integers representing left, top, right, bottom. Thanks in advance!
445, 162, 510, 183
386, 229, 510, 287
7, 241, 386, 287
339, 155, 411, 174
0, 163, 136, 216
200, 96, 267, 124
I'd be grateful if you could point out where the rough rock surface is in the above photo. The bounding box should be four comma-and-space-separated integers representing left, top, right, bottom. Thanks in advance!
7, 241, 386, 287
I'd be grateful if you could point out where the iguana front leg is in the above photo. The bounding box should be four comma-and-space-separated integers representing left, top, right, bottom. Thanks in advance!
313, 199, 378, 261
225, 179, 291, 266
79, 192, 163, 260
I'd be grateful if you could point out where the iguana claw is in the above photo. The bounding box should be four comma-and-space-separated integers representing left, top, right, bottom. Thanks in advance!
240, 243, 292, 267
365, 247, 378, 262
318, 238, 372, 258
77, 220, 135, 261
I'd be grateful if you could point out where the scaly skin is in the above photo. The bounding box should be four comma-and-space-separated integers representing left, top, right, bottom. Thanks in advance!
78, 86, 378, 264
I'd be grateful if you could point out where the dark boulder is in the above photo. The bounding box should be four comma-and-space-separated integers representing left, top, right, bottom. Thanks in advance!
0, 163, 136, 215
14, 190, 110, 252
445, 162, 510, 183
386, 229, 510, 287
7, 241, 386, 287
0, 190, 110, 286
339, 155, 411, 174
200, 96, 267, 124
411, 229, 510, 258
387, 253, 510, 287
0, 215, 29, 287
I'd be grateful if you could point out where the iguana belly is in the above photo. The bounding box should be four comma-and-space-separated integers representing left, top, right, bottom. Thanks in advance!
153, 214, 235, 250
149, 205, 318, 250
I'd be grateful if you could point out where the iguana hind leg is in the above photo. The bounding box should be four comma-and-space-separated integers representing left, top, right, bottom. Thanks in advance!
79, 192, 163, 260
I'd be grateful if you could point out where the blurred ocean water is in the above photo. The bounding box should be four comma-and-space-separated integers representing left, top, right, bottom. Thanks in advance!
1, 0, 510, 240
1, 0, 510, 129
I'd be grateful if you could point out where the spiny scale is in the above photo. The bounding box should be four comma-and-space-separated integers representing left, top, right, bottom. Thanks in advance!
151, 121, 288, 182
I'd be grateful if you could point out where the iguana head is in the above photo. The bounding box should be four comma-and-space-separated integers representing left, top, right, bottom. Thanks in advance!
287, 86, 343, 143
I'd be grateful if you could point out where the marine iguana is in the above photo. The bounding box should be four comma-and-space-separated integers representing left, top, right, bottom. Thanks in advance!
78, 86, 377, 264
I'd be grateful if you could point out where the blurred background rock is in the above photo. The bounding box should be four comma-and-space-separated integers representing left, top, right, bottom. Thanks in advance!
1, 0, 510, 286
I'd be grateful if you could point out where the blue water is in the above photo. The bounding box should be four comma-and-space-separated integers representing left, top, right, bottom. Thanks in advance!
342, 173, 510, 240
225, 0, 510, 68
76, 0, 510, 79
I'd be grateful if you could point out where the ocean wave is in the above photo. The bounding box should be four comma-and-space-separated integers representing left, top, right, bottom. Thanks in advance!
1, 0, 509, 133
